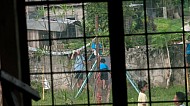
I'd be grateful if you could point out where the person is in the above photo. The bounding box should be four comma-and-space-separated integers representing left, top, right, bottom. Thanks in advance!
173, 92, 186, 106
71, 50, 85, 89
138, 80, 148, 106
99, 58, 109, 89
91, 39, 103, 57
186, 39, 190, 70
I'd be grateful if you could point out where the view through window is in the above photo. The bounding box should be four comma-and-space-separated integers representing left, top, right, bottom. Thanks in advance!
25, 0, 190, 105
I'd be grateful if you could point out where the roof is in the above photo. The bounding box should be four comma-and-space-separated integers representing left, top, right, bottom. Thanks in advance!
27, 19, 80, 32
27, 19, 66, 31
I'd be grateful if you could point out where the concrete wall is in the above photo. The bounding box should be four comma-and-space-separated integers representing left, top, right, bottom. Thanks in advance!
29, 44, 186, 89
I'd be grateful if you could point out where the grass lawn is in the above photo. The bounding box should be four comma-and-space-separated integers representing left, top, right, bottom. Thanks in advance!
154, 18, 182, 32
127, 83, 189, 106
32, 82, 189, 106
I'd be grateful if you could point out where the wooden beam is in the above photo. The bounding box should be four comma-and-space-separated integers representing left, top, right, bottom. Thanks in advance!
1, 70, 41, 101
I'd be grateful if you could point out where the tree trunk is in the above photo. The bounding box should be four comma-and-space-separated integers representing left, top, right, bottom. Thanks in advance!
165, 43, 172, 89
174, 12, 180, 19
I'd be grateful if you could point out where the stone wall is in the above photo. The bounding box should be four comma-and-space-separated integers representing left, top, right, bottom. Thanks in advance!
30, 44, 186, 89
126, 44, 185, 87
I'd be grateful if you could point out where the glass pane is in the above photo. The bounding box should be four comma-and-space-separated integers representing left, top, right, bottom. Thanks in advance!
184, 0, 190, 32
146, 0, 182, 33
31, 74, 52, 105
150, 69, 186, 102
87, 37, 110, 71
148, 33, 184, 68
84, 2, 109, 37
51, 38, 86, 72
127, 71, 149, 105
125, 35, 147, 70
152, 17, 182, 33
28, 41, 51, 73
128, 103, 138, 106
26, 5, 51, 40
123, 1, 145, 34
89, 57, 112, 104
52, 73, 88, 105
49, 4, 83, 38
152, 103, 174, 106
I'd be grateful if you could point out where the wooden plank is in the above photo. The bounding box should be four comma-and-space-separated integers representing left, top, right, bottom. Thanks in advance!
1, 70, 41, 101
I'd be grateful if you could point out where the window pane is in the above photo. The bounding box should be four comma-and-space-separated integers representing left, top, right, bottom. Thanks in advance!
152, 103, 174, 106
31, 74, 52, 105
29, 41, 52, 73
184, 0, 190, 32
123, 1, 145, 34
53, 73, 88, 105
48, 4, 83, 38
27, 5, 51, 40
146, 0, 183, 33
148, 34, 185, 68
127, 70, 149, 105
84, 2, 109, 37
150, 69, 186, 102
125, 35, 148, 70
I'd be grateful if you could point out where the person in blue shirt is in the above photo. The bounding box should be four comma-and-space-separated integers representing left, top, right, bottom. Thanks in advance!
71, 50, 85, 89
186, 41, 190, 67
100, 58, 109, 89
91, 39, 103, 57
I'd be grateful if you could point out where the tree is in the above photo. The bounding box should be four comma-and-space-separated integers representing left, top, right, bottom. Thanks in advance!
151, 18, 182, 88
84, 3, 109, 37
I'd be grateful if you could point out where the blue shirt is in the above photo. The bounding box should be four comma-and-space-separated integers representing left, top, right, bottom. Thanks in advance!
186, 43, 190, 54
100, 63, 109, 71
74, 55, 85, 71
91, 42, 103, 55
91, 42, 102, 49
91, 42, 96, 49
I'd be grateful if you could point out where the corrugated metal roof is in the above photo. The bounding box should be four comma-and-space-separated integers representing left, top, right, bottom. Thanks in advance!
27, 19, 67, 32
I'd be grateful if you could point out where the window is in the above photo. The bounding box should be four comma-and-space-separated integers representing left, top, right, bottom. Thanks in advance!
22, 0, 190, 105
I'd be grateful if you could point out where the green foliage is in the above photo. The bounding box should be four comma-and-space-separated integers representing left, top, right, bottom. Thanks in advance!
33, 48, 46, 62
155, 18, 182, 32
31, 80, 43, 93
125, 36, 147, 48
62, 39, 92, 50
85, 2, 109, 36
35, 6, 45, 20
151, 18, 182, 48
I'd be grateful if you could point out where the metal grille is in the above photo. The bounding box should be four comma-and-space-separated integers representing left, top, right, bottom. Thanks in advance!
23, 0, 190, 106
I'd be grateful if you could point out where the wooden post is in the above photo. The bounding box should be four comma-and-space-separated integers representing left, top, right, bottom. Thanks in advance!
185, 44, 189, 93
95, 15, 100, 69
95, 14, 102, 104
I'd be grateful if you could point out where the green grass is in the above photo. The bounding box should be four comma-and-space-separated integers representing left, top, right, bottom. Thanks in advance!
32, 86, 103, 105
32, 83, 189, 106
154, 18, 182, 32
127, 83, 189, 106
